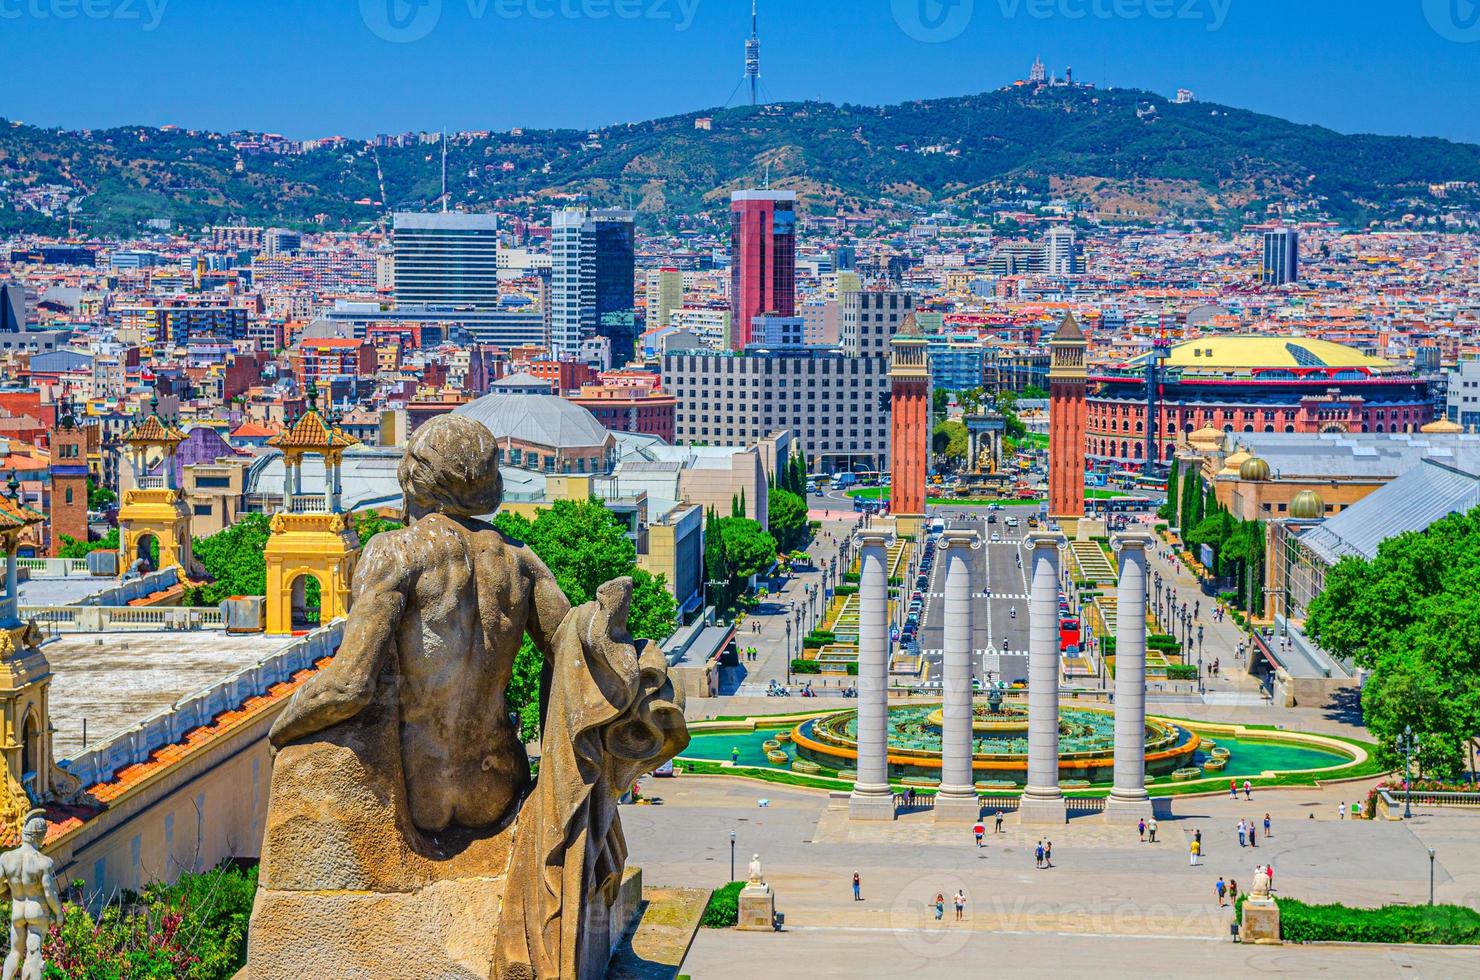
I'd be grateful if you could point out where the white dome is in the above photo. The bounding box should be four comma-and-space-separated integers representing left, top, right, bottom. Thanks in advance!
453, 394, 611, 451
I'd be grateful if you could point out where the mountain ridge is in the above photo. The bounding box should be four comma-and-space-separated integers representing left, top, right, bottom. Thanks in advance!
3, 85, 1477, 236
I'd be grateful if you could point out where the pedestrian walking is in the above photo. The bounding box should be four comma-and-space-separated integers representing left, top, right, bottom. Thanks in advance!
1138, 817, 1146, 842
731, 746, 740, 765
1190, 839, 1201, 866
974, 822, 985, 848
1194, 829, 1202, 847
852, 872, 861, 901
1263, 813, 1271, 838
1147, 817, 1158, 843
1045, 840, 1053, 868
954, 890, 966, 921
934, 894, 945, 921
1229, 780, 1238, 800
1035, 841, 1044, 869
1338, 801, 1345, 820
1215, 877, 1227, 907
995, 810, 1004, 833
1243, 780, 1252, 800
1229, 879, 1239, 903
1238, 819, 1246, 848
1249, 822, 1257, 847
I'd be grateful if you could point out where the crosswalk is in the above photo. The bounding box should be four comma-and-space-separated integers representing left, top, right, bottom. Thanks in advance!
919, 648, 1031, 659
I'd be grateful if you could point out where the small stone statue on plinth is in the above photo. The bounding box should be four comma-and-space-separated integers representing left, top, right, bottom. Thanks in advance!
737, 852, 776, 932
0, 809, 63, 980
1240, 864, 1281, 945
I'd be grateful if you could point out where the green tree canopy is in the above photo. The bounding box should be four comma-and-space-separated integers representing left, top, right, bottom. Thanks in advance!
767, 487, 809, 553
1307, 506, 1480, 778
715, 516, 778, 579
932, 420, 968, 464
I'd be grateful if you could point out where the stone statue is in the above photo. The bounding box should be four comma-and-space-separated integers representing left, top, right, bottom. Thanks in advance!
977, 442, 993, 474
0, 809, 62, 980
1251, 865, 1272, 900
747, 854, 765, 887
246, 415, 690, 980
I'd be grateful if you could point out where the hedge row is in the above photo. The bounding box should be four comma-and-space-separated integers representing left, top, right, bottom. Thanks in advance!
1247, 897, 1480, 945
701, 882, 746, 928
1165, 664, 1198, 680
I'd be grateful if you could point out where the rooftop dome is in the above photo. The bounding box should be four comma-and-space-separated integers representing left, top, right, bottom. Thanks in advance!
1289, 489, 1326, 521
1153, 336, 1392, 373
1420, 418, 1464, 434
1239, 456, 1271, 481
1220, 449, 1253, 475
1187, 425, 1223, 450
453, 394, 611, 451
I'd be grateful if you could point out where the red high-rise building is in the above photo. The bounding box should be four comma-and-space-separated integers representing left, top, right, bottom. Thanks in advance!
1048, 312, 1087, 519
729, 190, 796, 350
889, 314, 931, 534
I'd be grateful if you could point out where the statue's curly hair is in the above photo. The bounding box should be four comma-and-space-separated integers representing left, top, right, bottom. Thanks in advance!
398, 414, 503, 520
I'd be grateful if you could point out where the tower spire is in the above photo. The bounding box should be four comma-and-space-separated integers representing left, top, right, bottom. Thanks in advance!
745, 1, 760, 107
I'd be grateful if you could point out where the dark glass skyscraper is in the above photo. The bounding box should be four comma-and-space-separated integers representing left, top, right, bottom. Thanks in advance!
593, 212, 636, 364
1262, 227, 1300, 285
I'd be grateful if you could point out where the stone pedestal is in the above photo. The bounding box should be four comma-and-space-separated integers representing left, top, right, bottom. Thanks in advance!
933, 793, 984, 823
849, 531, 896, 821
1103, 795, 1155, 822
1240, 899, 1281, 944
737, 885, 775, 932
1020, 530, 1066, 826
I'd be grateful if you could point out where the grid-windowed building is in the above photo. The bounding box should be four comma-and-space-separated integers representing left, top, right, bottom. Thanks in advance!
664, 291, 912, 473
392, 212, 501, 310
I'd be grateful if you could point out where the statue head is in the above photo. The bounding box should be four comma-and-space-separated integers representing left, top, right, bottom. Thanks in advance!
399, 415, 504, 522
21, 809, 46, 847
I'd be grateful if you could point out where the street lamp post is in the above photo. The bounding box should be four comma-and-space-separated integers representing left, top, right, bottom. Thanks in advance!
1397, 726, 1420, 819
1429, 847, 1436, 905
785, 620, 792, 687
730, 830, 736, 883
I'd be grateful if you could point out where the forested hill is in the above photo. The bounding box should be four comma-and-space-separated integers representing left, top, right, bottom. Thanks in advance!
3, 85, 1477, 235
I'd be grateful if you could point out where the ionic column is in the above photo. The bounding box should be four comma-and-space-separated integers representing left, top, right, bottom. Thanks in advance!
936, 529, 981, 821
849, 529, 895, 821
1020, 529, 1067, 825
1107, 530, 1155, 820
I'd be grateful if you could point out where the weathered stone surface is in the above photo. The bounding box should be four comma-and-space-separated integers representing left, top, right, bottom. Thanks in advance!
1241, 898, 1282, 945
737, 886, 775, 932
243, 415, 689, 980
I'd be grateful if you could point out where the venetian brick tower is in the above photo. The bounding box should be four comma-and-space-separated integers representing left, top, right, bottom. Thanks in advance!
47, 398, 90, 557
889, 313, 931, 538
1048, 311, 1087, 523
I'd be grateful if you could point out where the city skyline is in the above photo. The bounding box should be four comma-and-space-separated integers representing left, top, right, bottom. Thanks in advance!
1, 0, 1477, 143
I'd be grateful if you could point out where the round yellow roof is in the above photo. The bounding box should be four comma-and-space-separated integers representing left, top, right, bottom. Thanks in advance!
1421, 419, 1463, 434
1289, 489, 1326, 521
1221, 449, 1253, 474
1162, 336, 1391, 372
1239, 457, 1271, 481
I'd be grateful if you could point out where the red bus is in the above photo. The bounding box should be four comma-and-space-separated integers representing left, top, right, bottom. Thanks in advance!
1058, 615, 1082, 653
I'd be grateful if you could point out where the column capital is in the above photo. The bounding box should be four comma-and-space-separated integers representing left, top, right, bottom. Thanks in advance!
938, 529, 980, 551
1111, 530, 1155, 554
854, 530, 893, 549
1025, 529, 1067, 552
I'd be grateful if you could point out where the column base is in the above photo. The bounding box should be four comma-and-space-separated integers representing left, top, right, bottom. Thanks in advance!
932, 790, 982, 823
1016, 794, 1067, 826
1103, 794, 1155, 823
848, 786, 896, 821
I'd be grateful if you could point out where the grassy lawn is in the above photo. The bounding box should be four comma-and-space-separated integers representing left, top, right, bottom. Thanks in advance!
845, 487, 1133, 507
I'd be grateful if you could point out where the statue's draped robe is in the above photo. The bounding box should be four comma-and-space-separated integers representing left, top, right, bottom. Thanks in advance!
495, 584, 688, 979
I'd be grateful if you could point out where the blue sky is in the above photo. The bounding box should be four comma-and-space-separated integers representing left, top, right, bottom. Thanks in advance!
4, 0, 1478, 143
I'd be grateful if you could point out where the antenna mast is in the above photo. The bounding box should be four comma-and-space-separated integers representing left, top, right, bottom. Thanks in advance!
745, 1, 760, 107
441, 130, 448, 213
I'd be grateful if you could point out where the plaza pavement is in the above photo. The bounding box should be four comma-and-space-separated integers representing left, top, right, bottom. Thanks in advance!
622, 774, 1480, 978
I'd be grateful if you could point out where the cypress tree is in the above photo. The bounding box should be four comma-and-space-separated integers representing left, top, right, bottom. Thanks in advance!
1163, 458, 1180, 520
